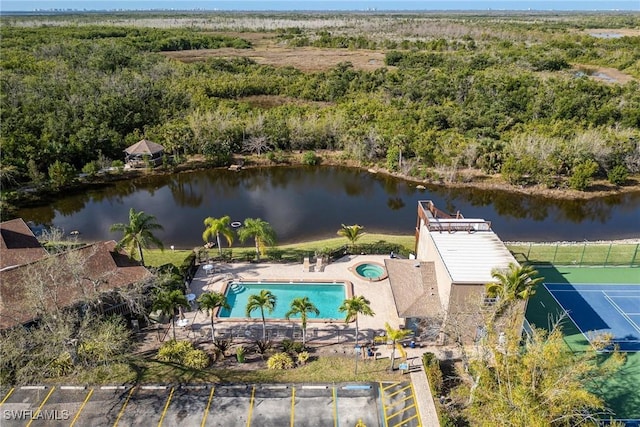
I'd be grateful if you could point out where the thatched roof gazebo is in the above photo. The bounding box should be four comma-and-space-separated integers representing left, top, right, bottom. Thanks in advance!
124, 139, 165, 168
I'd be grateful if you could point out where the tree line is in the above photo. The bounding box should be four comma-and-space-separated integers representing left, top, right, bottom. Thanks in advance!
1, 17, 639, 201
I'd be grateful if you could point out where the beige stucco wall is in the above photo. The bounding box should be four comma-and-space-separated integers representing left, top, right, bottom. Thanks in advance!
417, 225, 453, 312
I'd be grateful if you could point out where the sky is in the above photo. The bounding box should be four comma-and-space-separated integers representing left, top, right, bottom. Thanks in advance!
1, 0, 639, 11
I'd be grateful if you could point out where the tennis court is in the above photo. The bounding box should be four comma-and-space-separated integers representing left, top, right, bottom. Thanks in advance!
545, 283, 640, 352
525, 267, 640, 422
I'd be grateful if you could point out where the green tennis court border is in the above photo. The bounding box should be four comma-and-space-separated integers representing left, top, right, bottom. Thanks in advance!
525, 266, 640, 421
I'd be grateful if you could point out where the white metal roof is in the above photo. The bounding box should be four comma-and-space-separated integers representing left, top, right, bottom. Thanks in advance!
429, 229, 517, 284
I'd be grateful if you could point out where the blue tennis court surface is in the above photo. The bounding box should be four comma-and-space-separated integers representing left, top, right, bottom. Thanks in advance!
545, 283, 640, 352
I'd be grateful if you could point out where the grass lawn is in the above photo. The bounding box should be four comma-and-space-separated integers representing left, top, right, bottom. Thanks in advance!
48, 354, 406, 386
142, 233, 416, 268
508, 243, 639, 267
143, 237, 638, 269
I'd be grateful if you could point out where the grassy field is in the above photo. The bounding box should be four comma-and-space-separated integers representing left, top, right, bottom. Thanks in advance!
51, 354, 405, 385
142, 233, 416, 267
508, 242, 639, 267
143, 236, 639, 269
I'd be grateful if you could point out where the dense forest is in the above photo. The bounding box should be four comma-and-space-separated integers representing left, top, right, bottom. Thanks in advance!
1, 12, 639, 211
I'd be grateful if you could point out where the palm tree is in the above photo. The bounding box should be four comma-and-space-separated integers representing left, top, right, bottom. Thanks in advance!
486, 263, 543, 317
246, 290, 277, 340
339, 296, 375, 346
197, 292, 230, 343
285, 297, 320, 347
237, 218, 277, 260
385, 322, 413, 370
337, 224, 365, 247
202, 215, 234, 256
110, 208, 164, 266
153, 290, 190, 340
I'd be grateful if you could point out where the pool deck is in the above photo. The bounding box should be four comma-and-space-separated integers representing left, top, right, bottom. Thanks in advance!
159, 254, 442, 427
188, 255, 404, 335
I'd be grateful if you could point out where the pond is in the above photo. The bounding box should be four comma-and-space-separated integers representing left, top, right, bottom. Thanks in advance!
17, 166, 640, 248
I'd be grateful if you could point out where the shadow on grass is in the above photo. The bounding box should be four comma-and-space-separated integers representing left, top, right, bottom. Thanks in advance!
125, 357, 221, 384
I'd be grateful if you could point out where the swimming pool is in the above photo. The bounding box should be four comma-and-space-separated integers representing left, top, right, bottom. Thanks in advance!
218, 281, 352, 320
350, 262, 388, 281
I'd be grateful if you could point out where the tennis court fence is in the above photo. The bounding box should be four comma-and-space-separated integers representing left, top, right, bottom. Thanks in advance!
506, 242, 640, 268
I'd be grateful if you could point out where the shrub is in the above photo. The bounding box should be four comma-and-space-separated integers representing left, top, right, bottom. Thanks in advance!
608, 165, 628, 185
82, 161, 101, 177
214, 338, 232, 356
50, 352, 74, 377
422, 352, 443, 395
48, 160, 76, 189
157, 340, 209, 369
568, 159, 599, 191
111, 160, 125, 172
236, 345, 246, 363
266, 248, 284, 260
265, 151, 276, 163
183, 349, 210, 369
297, 351, 310, 365
255, 339, 272, 358
157, 340, 193, 363
281, 339, 305, 354
267, 352, 294, 370
302, 151, 318, 166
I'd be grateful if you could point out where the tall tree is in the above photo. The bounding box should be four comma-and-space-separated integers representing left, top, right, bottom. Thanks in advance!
285, 297, 320, 347
339, 295, 375, 346
237, 218, 277, 260
337, 224, 366, 247
245, 290, 277, 340
384, 322, 413, 371
464, 314, 625, 426
202, 215, 235, 255
197, 292, 230, 343
152, 290, 189, 341
485, 262, 543, 317
110, 208, 164, 266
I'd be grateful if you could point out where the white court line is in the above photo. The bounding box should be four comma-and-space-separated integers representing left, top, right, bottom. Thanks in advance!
602, 292, 640, 334
548, 289, 640, 292
544, 284, 591, 346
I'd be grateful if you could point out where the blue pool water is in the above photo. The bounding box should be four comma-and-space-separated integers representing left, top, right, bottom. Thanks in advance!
355, 263, 385, 279
218, 282, 347, 320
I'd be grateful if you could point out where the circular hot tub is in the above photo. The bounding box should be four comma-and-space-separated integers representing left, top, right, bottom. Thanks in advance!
351, 262, 388, 281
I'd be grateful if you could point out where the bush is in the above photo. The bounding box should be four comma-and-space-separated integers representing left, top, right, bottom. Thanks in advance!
183, 349, 210, 369
82, 161, 101, 177
48, 160, 76, 189
568, 159, 599, 191
157, 340, 209, 369
302, 151, 319, 166
266, 248, 284, 260
157, 340, 193, 363
422, 352, 443, 395
282, 339, 305, 354
297, 351, 310, 365
608, 165, 628, 186
267, 352, 294, 370
111, 160, 125, 172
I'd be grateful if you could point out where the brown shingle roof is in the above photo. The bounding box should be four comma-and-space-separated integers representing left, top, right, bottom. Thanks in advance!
124, 139, 164, 155
0, 218, 48, 269
0, 240, 151, 329
385, 259, 443, 319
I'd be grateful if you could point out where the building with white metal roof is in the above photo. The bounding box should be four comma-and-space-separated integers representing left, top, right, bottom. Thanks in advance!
407, 201, 520, 343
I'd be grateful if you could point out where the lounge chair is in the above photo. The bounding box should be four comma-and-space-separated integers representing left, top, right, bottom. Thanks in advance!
302, 257, 312, 272
315, 257, 325, 272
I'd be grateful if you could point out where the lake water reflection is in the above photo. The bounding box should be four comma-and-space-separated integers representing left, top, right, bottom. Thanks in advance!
17, 166, 640, 247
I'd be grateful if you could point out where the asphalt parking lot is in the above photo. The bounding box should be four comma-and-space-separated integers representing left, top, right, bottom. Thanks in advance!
0, 382, 420, 426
